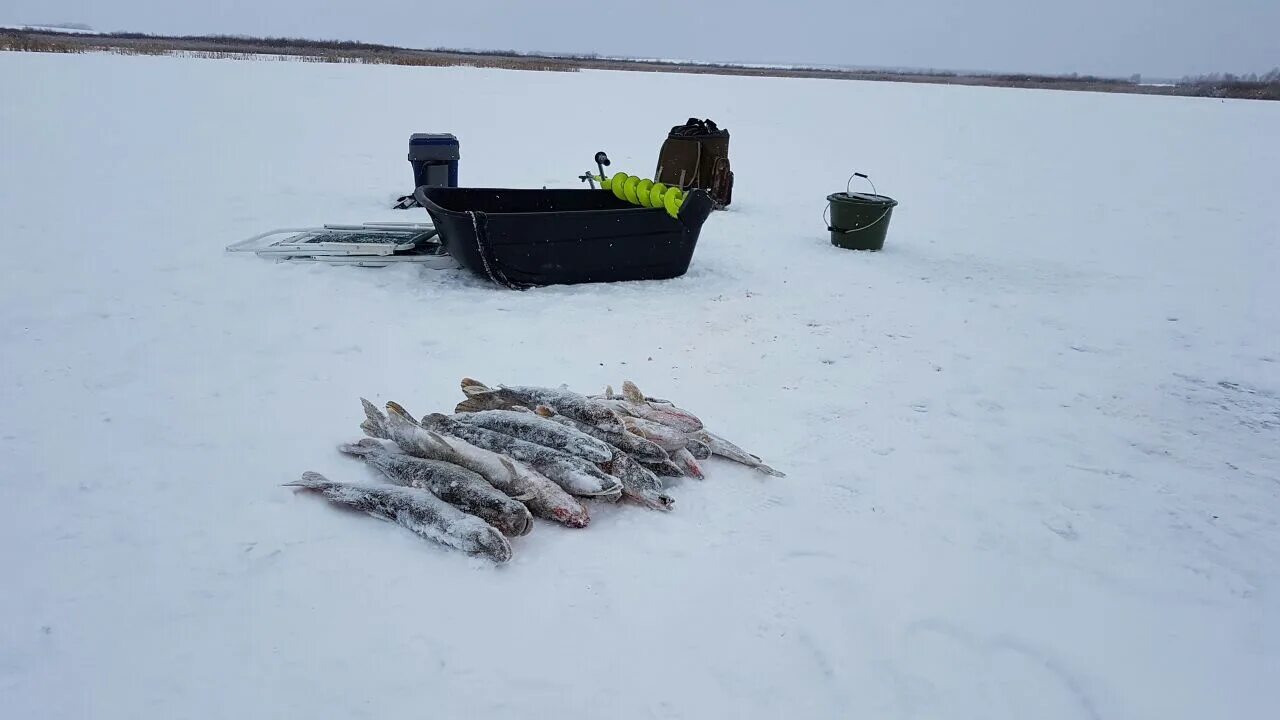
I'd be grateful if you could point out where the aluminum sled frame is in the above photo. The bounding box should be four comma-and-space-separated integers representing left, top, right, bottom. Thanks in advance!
226, 222, 458, 268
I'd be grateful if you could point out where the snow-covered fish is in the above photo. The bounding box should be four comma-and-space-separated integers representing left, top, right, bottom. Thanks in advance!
616, 381, 704, 432
685, 436, 712, 459
452, 409, 614, 463
670, 447, 705, 480
285, 472, 512, 562
361, 398, 535, 500
642, 458, 686, 478
690, 429, 786, 477
620, 415, 689, 452
533, 406, 671, 463
417, 410, 623, 501
457, 378, 624, 433
340, 439, 534, 537
367, 400, 591, 528
602, 453, 674, 511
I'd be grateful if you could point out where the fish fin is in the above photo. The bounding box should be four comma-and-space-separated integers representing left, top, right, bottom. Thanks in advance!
460, 378, 492, 397
384, 400, 419, 425
360, 398, 391, 439
421, 431, 460, 459
286, 471, 329, 488
534, 405, 556, 418
338, 438, 382, 456
605, 385, 615, 399
497, 458, 539, 501
621, 380, 646, 404
509, 405, 534, 414
454, 397, 490, 414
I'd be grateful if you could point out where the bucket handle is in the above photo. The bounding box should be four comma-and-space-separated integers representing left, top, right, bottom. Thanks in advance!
848, 172, 877, 196
825, 172, 892, 233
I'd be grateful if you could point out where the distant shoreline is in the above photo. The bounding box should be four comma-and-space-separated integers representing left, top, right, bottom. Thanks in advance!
3, 27, 1276, 101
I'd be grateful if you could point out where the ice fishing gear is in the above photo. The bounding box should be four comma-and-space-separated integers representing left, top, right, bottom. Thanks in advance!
825, 172, 898, 251
413, 184, 712, 288
226, 223, 457, 267
579, 152, 689, 218
394, 133, 461, 209
655, 118, 733, 210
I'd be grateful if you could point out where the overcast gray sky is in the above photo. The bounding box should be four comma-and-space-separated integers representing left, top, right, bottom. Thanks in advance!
5, 0, 1277, 78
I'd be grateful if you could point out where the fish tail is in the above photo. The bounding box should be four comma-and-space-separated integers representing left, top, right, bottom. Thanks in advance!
460, 378, 493, 397
384, 400, 420, 425
456, 379, 516, 412
285, 471, 330, 488
360, 398, 390, 439
338, 438, 382, 457
621, 380, 646, 404
757, 465, 788, 478
453, 397, 490, 413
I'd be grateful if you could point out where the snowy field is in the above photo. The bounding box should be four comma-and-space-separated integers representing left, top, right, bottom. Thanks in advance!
2, 51, 1278, 719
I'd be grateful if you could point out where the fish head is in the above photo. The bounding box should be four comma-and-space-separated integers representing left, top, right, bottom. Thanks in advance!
500, 504, 535, 537
634, 491, 675, 511
469, 526, 513, 563
551, 504, 591, 528
587, 405, 626, 433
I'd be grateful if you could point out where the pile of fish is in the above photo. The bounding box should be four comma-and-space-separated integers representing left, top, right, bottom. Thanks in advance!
289, 379, 784, 562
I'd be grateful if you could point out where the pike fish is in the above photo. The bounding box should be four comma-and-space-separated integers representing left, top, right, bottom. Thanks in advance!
340, 438, 534, 537
642, 458, 687, 478
361, 398, 535, 499
670, 447, 705, 480
690, 429, 787, 477
532, 406, 671, 463
457, 378, 624, 433
285, 472, 512, 562
620, 415, 690, 453
616, 381, 704, 432
365, 400, 591, 528
418, 411, 624, 501
452, 409, 614, 463
602, 452, 674, 511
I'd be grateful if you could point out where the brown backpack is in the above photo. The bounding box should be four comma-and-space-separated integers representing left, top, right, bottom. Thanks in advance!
655, 118, 733, 209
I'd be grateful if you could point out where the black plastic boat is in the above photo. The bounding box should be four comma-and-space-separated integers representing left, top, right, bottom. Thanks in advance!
413, 186, 713, 288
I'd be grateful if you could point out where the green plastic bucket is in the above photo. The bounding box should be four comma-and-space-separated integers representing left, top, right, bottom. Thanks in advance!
825, 174, 897, 251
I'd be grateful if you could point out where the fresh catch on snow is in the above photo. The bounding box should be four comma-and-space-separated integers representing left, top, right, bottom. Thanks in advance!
593, 382, 705, 433
670, 447, 705, 480
340, 438, 534, 537
452, 409, 614, 463
690, 429, 787, 477
418, 411, 624, 501
618, 381, 704, 432
533, 406, 671, 463
602, 453, 674, 510
362, 398, 535, 500
285, 472, 512, 562
364, 399, 592, 527
620, 415, 690, 452
685, 436, 712, 459
457, 378, 624, 432
642, 458, 687, 478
